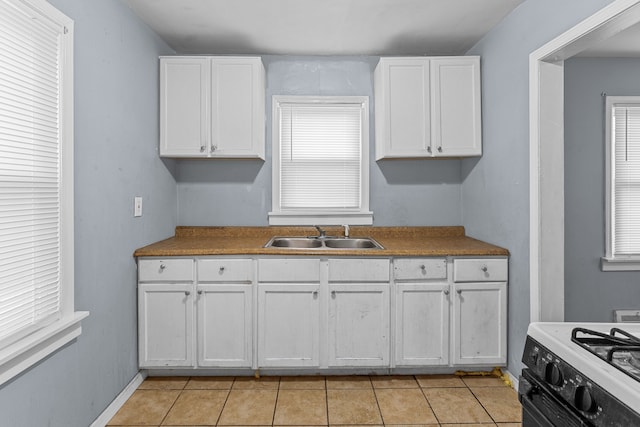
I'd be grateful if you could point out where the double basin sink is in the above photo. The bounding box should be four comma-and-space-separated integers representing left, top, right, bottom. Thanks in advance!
264, 236, 383, 250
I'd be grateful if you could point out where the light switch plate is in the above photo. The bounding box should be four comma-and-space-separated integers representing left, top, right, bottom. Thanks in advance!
134, 197, 142, 217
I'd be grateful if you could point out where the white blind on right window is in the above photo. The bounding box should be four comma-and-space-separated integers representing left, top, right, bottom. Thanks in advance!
612, 106, 640, 255
278, 102, 362, 210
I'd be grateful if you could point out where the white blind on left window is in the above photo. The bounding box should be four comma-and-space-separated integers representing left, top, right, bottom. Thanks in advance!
0, 0, 62, 344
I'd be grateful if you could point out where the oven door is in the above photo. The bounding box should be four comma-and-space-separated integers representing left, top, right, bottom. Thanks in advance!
519, 369, 590, 427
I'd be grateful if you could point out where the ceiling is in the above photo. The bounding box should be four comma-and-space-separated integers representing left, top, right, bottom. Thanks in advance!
122, 0, 524, 56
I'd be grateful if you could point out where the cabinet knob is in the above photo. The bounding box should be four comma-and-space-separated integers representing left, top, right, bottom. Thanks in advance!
481, 265, 488, 272
331, 290, 336, 298
184, 291, 191, 296
211, 145, 217, 153
219, 266, 225, 273
159, 263, 166, 271
427, 146, 432, 153
200, 145, 206, 152
437, 146, 443, 152
197, 290, 203, 295
443, 289, 450, 295
312, 290, 318, 298
420, 264, 426, 271
457, 289, 462, 295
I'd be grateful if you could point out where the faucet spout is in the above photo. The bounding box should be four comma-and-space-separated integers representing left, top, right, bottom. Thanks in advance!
314, 225, 326, 239
343, 224, 350, 238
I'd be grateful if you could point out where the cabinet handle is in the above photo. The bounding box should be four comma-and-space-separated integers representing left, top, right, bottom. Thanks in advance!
197, 290, 203, 295
443, 289, 450, 295
481, 265, 488, 273
159, 263, 166, 271
185, 291, 191, 296
219, 266, 225, 273
427, 146, 432, 153
200, 145, 206, 152
211, 145, 217, 153
312, 290, 318, 298
437, 146, 443, 152
331, 290, 336, 298
457, 289, 462, 295
420, 264, 426, 272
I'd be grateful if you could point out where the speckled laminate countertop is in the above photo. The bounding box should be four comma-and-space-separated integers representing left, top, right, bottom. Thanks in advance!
133, 226, 509, 257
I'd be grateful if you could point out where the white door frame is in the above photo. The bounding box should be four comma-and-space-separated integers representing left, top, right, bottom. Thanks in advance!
530, 0, 640, 322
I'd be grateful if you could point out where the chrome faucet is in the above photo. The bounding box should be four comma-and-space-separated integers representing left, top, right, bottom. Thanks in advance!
314, 225, 326, 239
343, 224, 350, 238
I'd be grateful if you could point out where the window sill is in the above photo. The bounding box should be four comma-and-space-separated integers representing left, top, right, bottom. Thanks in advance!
0, 311, 89, 386
268, 211, 374, 226
601, 257, 640, 271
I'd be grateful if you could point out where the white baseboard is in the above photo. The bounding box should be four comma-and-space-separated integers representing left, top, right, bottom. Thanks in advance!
90, 371, 147, 427
505, 369, 519, 391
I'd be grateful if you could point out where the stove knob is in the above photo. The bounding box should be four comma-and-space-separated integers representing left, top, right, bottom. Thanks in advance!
575, 386, 597, 413
529, 352, 539, 366
544, 363, 564, 386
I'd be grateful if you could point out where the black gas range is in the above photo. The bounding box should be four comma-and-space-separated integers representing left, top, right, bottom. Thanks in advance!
519, 322, 640, 426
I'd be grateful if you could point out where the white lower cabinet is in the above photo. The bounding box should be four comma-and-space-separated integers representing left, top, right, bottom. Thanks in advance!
197, 284, 253, 367
257, 284, 320, 367
452, 258, 508, 365
257, 258, 321, 368
395, 283, 449, 366
138, 255, 508, 371
139, 283, 194, 367
329, 284, 390, 366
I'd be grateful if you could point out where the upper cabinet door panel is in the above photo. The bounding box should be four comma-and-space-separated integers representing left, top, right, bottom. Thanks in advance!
431, 57, 482, 157
375, 58, 430, 159
211, 57, 265, 158
160, 57, 210, 157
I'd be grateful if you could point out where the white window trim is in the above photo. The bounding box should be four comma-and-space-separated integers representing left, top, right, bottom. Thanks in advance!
0, 0, 88, 386
602, 95, 640, 271
269, 95, 373, 226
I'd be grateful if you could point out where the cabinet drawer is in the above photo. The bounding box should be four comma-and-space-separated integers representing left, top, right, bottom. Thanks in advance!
393, 258, 447, 280
328, 259, 390, 282
258, 258, 320, 282
198, 259, 253, 282
138, 258, 194, 282
453, 258, 507, 282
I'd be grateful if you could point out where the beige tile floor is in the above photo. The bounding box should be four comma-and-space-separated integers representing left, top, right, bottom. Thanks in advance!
107, 374, 522, 427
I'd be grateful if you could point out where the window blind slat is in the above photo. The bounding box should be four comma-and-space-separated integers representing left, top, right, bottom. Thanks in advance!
0, 0, 63, 345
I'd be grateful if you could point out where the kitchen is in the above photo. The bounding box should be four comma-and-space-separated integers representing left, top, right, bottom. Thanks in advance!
0, 0, 639, 426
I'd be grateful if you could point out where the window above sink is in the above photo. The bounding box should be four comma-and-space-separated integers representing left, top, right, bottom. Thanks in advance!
268, 96, 373, 226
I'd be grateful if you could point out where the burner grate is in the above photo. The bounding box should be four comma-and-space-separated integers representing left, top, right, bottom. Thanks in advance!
571, 327, 640, 383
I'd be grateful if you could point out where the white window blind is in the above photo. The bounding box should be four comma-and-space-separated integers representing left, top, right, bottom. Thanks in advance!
279, 103, 362, 210
612, 105, 640, 255
0, 0, 63, 345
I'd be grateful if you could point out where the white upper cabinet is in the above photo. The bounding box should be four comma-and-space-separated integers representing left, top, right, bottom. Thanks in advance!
160, 56, 265, 159
375, 56, 481, 159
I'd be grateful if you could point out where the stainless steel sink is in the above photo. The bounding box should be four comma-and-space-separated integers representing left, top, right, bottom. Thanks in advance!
264, 236, 383, 250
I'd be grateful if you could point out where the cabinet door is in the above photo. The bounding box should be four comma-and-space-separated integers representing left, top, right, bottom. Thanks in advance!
430, 57, 481, 157
211, 57, 265, 159
375, 58, 430, 159
452, 282, 506, 365
160, 57, 210, 157
138, 283, 194, 367
395, 283, 449, 366
258, 284, 320, 367
328, 284, 389, 367
197, 284, 252, 367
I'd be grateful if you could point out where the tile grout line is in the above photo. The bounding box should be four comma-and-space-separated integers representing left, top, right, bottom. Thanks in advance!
271, 376, 282, 426
214, 377, 235, 426
415, 375, 443, 427
157, 376, 189, 427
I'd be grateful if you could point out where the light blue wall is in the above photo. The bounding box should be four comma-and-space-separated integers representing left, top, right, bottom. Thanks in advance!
177, 56, 463, 226
463, 0, 614, 375
0, 1, 177, 426
564, 57, 640, 322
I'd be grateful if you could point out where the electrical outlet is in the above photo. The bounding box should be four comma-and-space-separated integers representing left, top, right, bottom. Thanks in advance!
134, 197, 142, 217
